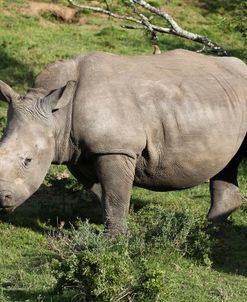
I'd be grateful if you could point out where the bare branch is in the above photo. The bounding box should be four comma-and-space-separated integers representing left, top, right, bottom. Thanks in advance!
103, 0, 110, 12
114, 286, 135, 302
121, 24, 146, 30
196, 45, 206, 53
133, 0, 227, 55
128, 0, 157, 39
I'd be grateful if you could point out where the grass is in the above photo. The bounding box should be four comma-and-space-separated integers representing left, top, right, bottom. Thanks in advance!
0, 0, 246, 301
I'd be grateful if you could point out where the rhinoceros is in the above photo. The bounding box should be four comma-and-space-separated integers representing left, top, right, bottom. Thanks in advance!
0, 49, 247, 234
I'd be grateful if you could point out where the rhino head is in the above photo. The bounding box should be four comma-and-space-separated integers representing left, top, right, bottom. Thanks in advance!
0, 80, 76, 212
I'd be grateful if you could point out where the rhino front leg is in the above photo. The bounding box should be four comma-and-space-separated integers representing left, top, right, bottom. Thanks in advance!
90, 183, 102, 203
95, 154, 136, 235
207, 155, 242, 222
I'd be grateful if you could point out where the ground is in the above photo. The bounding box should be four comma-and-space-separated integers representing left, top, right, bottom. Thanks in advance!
0, 0, 246, 301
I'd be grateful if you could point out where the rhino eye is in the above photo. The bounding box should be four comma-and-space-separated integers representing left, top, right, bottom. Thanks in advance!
24, 157, 32, 166
20, 156, 32, 168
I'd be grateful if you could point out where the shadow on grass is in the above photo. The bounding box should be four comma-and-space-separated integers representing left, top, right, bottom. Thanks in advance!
0, 179, 103, 233
3, 288, 74, 302
209, 221, 247, 277
0, 46, 34, 89
131, 195, 247, 277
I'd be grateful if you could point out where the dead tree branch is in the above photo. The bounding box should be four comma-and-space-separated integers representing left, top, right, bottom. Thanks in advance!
68, 0, 227, 55
133, 0, 227, 55
128, 0, 157, 39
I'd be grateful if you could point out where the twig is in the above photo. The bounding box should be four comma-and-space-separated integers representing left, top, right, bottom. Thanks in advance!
196, 45, 206, 53
128, 0, 157, 39
103, 0, 111, 20
104, 0, 110, 12
114, 285, 135, 302
121, 24, 144, 30
241, 193, 247, 203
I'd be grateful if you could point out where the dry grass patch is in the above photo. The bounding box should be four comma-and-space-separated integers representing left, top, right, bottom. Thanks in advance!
20, 1, 87, 24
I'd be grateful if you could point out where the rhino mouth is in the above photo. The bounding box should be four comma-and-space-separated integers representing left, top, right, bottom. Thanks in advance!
0, 206, 16, 213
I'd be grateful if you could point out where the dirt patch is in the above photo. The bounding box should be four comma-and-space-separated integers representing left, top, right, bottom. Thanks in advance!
20, 2, 87, 25
2, 10, 13, 17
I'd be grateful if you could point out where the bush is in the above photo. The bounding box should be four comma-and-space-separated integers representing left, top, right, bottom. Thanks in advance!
52, 223, 136, 302
233, 1, 247, 39
51, 208, 215, 301
137, 206, 214, 264
217, 1, 247, 40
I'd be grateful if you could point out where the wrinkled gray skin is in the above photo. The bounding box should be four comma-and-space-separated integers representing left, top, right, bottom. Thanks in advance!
0, 49, 247, 235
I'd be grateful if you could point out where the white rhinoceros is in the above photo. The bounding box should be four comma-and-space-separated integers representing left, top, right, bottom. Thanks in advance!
0, 49, 246, 234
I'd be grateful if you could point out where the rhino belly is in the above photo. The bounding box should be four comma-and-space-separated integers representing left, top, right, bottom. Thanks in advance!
134, 150, 233, 191
134, 135, 243, 191
134, 105, 246, 191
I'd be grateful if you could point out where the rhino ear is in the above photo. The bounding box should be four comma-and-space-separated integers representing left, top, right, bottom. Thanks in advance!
44, 81, 77, 111
0, 80, 19, 103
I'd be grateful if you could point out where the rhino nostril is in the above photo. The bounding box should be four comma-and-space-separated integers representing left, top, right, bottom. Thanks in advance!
0, 191, 14, 207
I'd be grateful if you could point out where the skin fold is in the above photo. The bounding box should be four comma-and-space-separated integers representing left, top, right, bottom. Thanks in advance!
0, 49, 246, 234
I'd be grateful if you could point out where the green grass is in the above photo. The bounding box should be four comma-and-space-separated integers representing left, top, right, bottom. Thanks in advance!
0, 0, 246, 301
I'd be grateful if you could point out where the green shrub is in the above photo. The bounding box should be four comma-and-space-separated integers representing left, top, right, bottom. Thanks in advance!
51, 208, 215, 301
232, 1, 247, 39
216, 1, 247, 40
52, 222, 136, 302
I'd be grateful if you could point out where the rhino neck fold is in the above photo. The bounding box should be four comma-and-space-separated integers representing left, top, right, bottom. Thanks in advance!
52, 99, 79, 164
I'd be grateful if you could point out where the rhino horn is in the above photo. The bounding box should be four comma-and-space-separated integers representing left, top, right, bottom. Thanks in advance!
0, 80, 19, 103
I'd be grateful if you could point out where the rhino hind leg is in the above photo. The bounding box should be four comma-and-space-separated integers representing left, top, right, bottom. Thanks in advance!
95, 154, 136, 235
207, 154, 242, 223
208, 180, 241, 222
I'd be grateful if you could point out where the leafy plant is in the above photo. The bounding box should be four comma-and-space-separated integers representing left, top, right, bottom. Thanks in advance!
51, 209, 215, 301
232, 1, 247, 40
